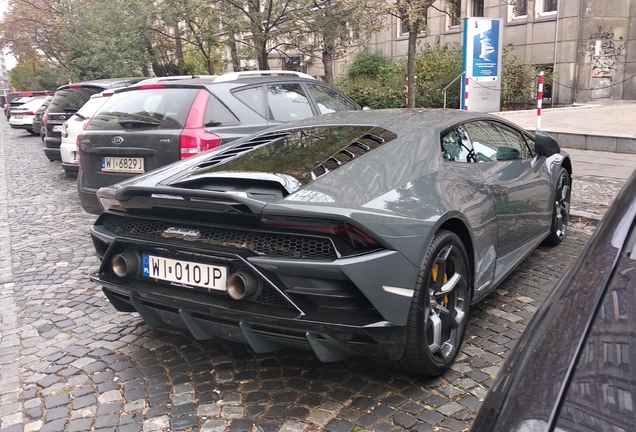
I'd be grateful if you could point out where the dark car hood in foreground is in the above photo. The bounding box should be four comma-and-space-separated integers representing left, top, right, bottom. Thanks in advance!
471, 169, 636, 432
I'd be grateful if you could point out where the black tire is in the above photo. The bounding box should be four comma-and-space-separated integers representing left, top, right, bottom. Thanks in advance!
542, 168, 571, 246
390, 230, 472, 376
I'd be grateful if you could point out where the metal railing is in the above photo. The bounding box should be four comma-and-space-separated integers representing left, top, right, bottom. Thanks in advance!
443, 72, 465, 108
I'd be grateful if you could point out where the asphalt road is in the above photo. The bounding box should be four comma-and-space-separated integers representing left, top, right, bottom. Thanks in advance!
0, 121, 596, 432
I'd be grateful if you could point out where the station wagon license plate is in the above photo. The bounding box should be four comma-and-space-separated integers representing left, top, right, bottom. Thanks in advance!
142, 254, 227, 291
52, 125, 63, 132
101, 157, 144, 173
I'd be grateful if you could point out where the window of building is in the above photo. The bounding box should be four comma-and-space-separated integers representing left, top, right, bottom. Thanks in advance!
618, 388, 633, 412
618, 342, 630, 365
587, 341, 595, 363
542, 0, 557, 13
612, 289, 628, 320
604, 342, 615, 364
536, 0, 557, 18
508, 0, 527, 20
449, 0, 462, 27
604, 384, 616, 405
400, 12, 427, 35
472, 0, 484, 17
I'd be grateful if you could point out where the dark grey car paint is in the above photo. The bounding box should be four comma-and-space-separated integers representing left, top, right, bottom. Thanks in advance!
95, 109, 570, 327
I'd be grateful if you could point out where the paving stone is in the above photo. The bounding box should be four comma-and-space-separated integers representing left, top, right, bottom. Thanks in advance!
94, 414, 120, 429
170, 415, 199, 430
67, 418, 94, 432
44, 394, 70, 409
417, 409, 444, 425
201, 419, 228, 432
324, 419, 354, 432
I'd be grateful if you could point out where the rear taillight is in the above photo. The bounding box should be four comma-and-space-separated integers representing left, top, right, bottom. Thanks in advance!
179, 129, 221, 158
261, 217, 381, 255
61, 122, 68, 138
76, 135, 82, 169
23, 111, 35, 116
179, 89, 221, 158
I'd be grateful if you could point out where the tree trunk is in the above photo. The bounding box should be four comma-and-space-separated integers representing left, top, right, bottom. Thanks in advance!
174, 23, 184, 74
322, 49, 333, 85
407, 22, 419, 108
228, 33, 240, 72
257, 38, 269, 70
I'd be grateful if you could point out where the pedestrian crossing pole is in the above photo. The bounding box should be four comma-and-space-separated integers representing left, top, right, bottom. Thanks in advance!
537, 71, 544, 131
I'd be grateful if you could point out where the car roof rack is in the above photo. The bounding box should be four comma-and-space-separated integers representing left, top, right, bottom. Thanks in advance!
135, 75, 219, 86
213, 70, 316, 82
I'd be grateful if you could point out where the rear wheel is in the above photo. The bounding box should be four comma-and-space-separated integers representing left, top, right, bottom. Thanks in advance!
543, 168, 571, 246
392, 230, 472, 376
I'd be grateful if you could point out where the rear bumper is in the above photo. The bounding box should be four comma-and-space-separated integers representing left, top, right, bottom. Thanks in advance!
97, 279, 406, 362
44, 137, 62, 160
62, 162, 79, 173
78, 170, 101, 214
90, 219, 421, 361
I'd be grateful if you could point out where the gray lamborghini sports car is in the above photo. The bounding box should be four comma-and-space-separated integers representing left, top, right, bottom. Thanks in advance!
89, 109, 572, 376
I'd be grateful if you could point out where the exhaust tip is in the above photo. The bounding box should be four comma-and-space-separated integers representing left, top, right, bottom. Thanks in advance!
112, 251, 139, 277
227, 270, 261, 300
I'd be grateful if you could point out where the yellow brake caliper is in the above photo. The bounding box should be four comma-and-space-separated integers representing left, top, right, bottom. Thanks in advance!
431, 264, 450, 308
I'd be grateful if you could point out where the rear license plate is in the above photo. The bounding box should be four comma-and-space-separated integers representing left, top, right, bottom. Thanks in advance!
52, 125, 63, 132
72, 151, 77, 162
142, 254, 227, 291
13, 114, 23, 119
101, 157, 144, 173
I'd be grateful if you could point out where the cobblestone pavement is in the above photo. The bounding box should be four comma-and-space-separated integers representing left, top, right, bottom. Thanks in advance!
0, 123, 601, 432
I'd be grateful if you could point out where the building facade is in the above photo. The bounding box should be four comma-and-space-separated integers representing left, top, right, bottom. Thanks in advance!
0, 52, 11, 104
319, 0, 636, 105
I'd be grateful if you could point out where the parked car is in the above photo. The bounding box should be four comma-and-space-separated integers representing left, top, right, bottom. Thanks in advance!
4, 96, 41, 120
88, 109, 572, 376
32, 95, 53, 139
60, 91, 115, 177
8, 96, 49, 134
77, 72, 362, 214
471, 168, 636, 432
44, 77, 147, 162
3, 90, 53, 117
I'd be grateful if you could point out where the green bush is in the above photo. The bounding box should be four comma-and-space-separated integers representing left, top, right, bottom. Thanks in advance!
335, 43, 550, 111
414, 40, 463, 108
345, 51, 395, 81
501, 44, 555, 110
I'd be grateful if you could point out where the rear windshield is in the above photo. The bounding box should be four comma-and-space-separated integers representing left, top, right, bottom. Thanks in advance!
201, 126, 396, 185
76, 96, 109, 120
85, 88, 199, 131
49, 87, 102, 113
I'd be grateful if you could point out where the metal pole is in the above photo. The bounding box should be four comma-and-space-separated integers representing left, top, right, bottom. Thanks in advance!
537, 71, 544, 131
551, 1, 560, 108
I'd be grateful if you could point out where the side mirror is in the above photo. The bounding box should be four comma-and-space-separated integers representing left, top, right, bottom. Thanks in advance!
534, 131, 560, 157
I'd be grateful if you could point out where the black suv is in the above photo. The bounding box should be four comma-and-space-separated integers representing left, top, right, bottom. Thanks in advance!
44, 78, 146, 161
77, 72, 362, 214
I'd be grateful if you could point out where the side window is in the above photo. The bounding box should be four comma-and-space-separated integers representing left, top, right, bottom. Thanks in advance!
204, 96, 239, 127
306, 84, 357, 114
441, 127, 474, 162
234, 86, 267, 118
491, 122, 531, 159
266, 83, 313, 122
463, 121, 499, 162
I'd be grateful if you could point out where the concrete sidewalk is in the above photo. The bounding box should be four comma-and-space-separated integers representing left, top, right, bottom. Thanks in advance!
494, 102, 636, 154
